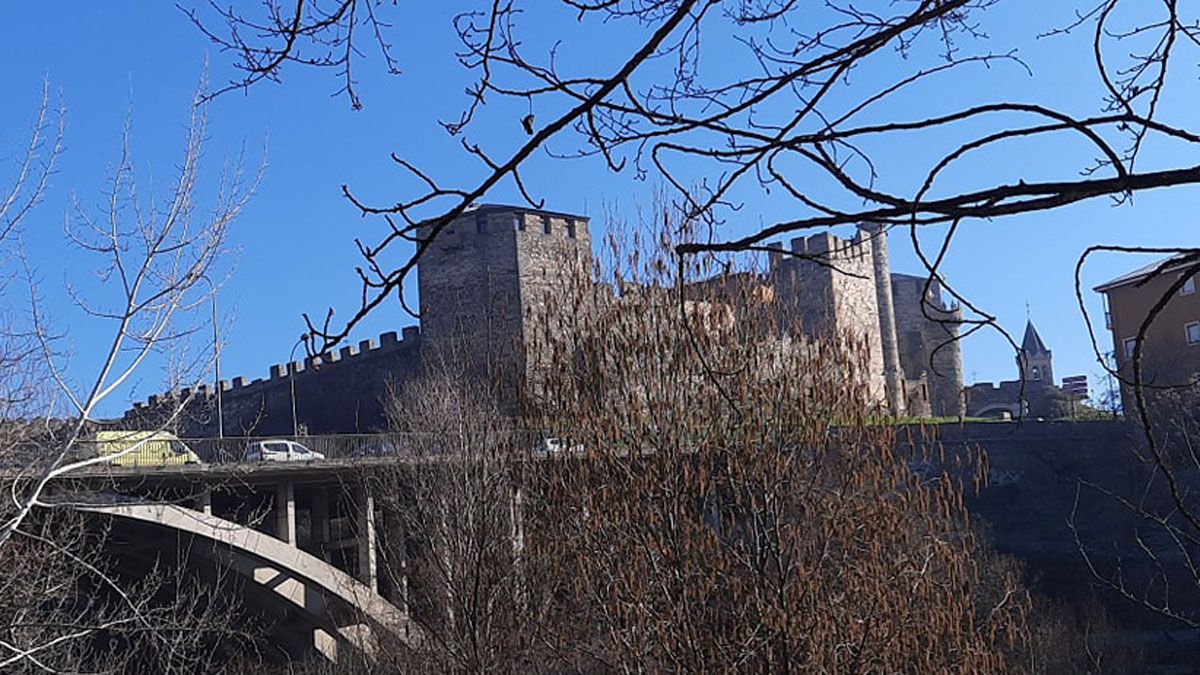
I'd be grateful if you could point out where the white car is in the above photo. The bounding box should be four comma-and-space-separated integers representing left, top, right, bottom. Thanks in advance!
535, 437, 584, 455
246, 439, 325, 462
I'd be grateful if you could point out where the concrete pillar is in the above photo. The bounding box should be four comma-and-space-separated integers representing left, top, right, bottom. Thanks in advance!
197, 489, 212, 516
276, 481, 296, 546
510, 483, 526, 608
312, 487, 331, 562
860, 222, 905, 415
357, 490, 378, 592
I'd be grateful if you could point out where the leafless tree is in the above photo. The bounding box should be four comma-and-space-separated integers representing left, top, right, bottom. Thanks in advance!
350, 363, 536, 672
188, 1, 1200, 357
0, 86, 264, 671
512, 208, 1039, 671
190, 0, 1200, 655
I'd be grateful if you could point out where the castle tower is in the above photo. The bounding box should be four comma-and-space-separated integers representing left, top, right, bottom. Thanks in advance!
890, 273, 965, 417
416, 204, 591, 406
1017, 320, 1054, 385
769, 230, 887, 405
859, 223, 905, 415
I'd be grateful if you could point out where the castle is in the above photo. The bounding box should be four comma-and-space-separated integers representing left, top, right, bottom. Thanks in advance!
764, 224, 964, 417
124, 204, 965, 435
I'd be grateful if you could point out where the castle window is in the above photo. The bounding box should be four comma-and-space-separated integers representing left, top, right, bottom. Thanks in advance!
475, 211, 487, 234
1182, 276, 1196, 296
1031, 366, 1041, 381
1123, 337, 1137, 359
542, 215, 551, 235
1187, 321, 1200, 345
566, 220, 577, 238
514, 214, 524, 231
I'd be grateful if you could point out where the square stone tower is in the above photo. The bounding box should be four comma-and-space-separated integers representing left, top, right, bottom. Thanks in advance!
416, 204, 592, 406
768, 230, 887, 404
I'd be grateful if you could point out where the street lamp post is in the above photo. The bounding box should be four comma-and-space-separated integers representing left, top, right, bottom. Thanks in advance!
199, 277, 224, 439
290, 334, 308, 437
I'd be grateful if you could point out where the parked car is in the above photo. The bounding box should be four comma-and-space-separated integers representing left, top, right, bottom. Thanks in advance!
534, 437, 584, 456
246, 439, 325, 462
94, 430, 202, 467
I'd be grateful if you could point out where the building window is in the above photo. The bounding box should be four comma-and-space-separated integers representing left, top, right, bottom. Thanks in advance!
1187, 321, 1200, 345
1123, 337, 1137, 359
566, 220, 577, 238
1031, 366, 1041, 381
541, 215, 551, 235
1182, 276, 1196, 296
514, 214, 524, 231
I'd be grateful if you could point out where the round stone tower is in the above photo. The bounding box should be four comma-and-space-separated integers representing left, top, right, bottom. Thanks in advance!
859, 222, 905, 414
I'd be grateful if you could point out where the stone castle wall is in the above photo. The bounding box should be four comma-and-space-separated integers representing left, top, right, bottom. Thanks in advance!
124, 207, 967, 433
964, 379, 1062, 419
126, 205, 595, 435
416, 208, 527, 384
891, 273, 965, 416
900, 421, 1191, 635
125, 327, 423, 436
417, 206, 591, 409
861, 223, 906, 413
769, 230, 887, 403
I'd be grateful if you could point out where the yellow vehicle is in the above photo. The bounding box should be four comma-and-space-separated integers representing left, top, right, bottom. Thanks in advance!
94, 430, 202, 467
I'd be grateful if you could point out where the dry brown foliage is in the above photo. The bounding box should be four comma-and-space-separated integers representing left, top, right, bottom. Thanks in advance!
348, 207, 1053, 673
516, 212, 1033, 672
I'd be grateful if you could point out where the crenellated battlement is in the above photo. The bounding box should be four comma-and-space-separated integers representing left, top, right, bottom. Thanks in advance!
417, 204, 590, 250
768, 229, 873, 272
965, 380, 1024, 394
118, 202, 969, 432
125, 203, 596, 434
126, 326, 422, 415
965, 377, 1057, 395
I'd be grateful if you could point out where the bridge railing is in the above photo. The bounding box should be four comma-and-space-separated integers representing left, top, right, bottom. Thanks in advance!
67, 431, 552, 467
185, 434, 423, 464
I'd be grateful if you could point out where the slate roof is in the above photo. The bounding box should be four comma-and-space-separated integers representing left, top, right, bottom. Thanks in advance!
1093, 253, 1193, 293
1021, 321, 1050, 355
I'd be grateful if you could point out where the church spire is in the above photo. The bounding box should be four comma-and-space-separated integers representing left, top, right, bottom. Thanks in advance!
1021, 320, 1050, 355
1017, 320, 1054, 384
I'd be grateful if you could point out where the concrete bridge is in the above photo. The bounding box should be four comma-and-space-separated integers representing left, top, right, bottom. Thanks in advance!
26, 421, 1184, 664
43, 451, 419, 662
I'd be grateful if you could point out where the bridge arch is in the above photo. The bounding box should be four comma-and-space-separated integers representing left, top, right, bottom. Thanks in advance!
76, 501, 412, 661
971, 402, 1022, 419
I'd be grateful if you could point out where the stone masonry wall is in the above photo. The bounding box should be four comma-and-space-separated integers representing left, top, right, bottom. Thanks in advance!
417, 205, 592, 411
860, 223, 905, 414
901, 420, 1200, 649
123, 205, 974, 433
769, 230, 886, 403
514, 209, 592, 394
891, 273, 964, 416
963, 379, 1062, 419
125, 327, 423, 436
417, 207, 525, 382
125, 204, 594, 434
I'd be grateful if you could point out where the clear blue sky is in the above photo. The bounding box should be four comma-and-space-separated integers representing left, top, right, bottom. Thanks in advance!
0, 2, 1194, 414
